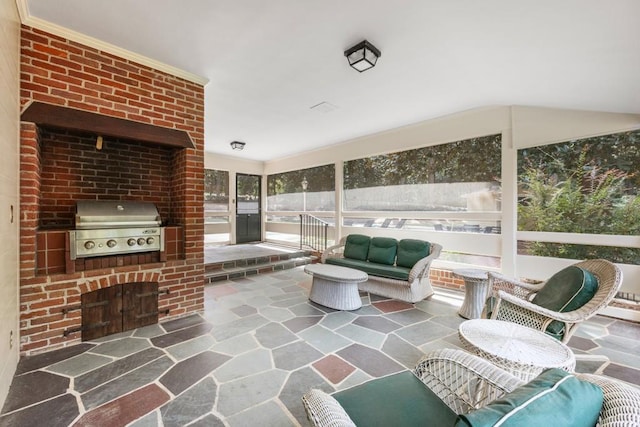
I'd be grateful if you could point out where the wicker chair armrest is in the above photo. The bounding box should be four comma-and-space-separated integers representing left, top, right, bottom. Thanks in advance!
495, 290, 585, 323
576, 373, 640, 426
321, 240, 346, 263
302, 389, 356, 427
488, 271, 542, 298
413, 348, 523, 414
408, 243, 442, 281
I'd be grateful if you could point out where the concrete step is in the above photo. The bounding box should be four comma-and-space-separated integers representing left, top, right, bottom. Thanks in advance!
205, 249, 316, 283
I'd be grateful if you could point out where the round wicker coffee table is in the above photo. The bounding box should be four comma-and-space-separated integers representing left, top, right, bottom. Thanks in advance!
304, 264, 368, 310
458, 319, 576, 381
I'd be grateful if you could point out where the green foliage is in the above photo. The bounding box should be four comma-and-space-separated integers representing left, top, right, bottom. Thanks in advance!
344, 134, 502, 189
518, 130, 640, 264
237, 174, 260, 200
267, 164, 335, 196
204, 169, 229, 202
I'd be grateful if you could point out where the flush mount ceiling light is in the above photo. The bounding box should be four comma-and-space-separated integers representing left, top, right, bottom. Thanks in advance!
230, 141, 246, 151
344, 40, 381, 72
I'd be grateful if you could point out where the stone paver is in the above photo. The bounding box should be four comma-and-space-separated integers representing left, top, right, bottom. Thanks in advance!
167, 334, 216, 361
214, 348, 272, 382
217, 370, 288, 416
46, 352, 113, 377
82, 356, 174, 410
159, 351, 231, 396
255, 322, 298, 349
273, 341, 323, 371
160, 378, 217, 427
2, 266, 638, 427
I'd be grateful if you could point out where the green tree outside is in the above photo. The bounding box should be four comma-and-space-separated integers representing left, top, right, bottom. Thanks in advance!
518, 130, 640, 264
344, 134, 502, 189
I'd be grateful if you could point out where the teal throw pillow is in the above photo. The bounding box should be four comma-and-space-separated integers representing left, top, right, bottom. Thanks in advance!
343, 234, 371, 261
455, 368, 603, 427
531, 266, 599, 337
367, 237, 398, 265
396, 239, 430, 268
334, 371, 457, 426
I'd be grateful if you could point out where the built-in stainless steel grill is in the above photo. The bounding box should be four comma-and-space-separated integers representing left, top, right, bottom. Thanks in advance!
69, 200, 164, 259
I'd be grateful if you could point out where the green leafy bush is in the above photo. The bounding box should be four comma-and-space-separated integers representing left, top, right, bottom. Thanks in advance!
518, 142, 640, 264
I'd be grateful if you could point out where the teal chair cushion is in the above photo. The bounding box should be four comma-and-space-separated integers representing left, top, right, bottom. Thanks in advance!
396, 239, 431, 268
456, 368, 603, 427
334, 371, 457, 427
343, 234, 371, 261
367, 237, 398, 265
531, 266, 599, 337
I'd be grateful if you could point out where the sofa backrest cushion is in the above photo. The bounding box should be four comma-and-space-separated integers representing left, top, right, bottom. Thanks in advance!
367, 237, 398, 265
396, 239, 431, 268
531, 265, 599, 336
343, 234, 371, 261
455, 368, 603, 427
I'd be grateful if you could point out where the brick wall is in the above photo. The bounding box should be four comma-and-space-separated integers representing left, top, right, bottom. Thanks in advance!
19, 26, 205, 354
38, 129, 174, 228
430, 268, 465, 291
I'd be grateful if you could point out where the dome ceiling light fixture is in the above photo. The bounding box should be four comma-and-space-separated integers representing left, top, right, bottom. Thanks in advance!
230, 141, 246, 150
344, 40, 381, 72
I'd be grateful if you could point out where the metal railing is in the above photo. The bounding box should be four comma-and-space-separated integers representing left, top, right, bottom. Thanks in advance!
300, 214, 329, 252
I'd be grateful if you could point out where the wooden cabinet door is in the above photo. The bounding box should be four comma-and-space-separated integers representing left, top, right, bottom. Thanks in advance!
122, 282, 159, 331
81, 286, 122, 341
82, 282, 159, 341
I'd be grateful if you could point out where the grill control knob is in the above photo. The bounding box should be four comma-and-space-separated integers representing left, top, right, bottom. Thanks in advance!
84, 241, 95, 250
127, 238, 136, 246
107, 239, 117, 248
146, 237, 155, 245
137, 237, 146, 245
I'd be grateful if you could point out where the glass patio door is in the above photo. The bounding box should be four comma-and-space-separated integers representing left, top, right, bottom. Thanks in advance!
236, 174, 261, 243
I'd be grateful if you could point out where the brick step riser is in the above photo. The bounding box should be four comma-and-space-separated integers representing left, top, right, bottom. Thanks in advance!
205, 256, 316, 284
205, 251, 311, 274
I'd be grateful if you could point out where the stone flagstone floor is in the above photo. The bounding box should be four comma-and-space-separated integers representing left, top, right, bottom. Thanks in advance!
1, 267, 640, 426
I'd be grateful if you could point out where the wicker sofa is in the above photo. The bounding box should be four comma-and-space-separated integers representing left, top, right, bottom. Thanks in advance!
302, 348, 640, 427
321, 234, 441, 303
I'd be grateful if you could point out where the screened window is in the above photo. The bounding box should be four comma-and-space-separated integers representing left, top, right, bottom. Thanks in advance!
343, 134, 502, 212
267, 164, 335, 212
204, 169, 229, 219
517, 130, 640, 264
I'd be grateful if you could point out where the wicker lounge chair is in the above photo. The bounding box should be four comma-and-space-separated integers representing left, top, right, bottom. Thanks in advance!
302, 348, 640, 427
487, 259, 623, 343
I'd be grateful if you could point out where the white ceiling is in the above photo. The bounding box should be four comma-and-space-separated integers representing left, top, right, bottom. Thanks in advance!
23, 0, 640, 161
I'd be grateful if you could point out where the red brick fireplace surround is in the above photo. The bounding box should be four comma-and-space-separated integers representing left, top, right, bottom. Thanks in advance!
19, 26, 205, 354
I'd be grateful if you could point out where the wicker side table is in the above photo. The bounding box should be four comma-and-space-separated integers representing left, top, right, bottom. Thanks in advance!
304, 264, 368, 310
458, 319, 576, 382
453, 268, 489, 319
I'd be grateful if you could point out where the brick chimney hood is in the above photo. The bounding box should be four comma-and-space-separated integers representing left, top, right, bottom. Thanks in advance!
21, 101, 195, 149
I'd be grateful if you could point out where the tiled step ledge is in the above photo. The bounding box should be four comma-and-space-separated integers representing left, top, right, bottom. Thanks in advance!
206, 255, 317, 283
205, 249, 311, 273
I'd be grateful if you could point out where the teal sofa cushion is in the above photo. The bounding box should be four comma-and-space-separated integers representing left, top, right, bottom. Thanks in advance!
326, 257, 410, 280
343, 234, 371, 261
334, 371, 457, 427
367, 237, 398, 265
397, 239, 430, 268
531, 266, 599, 337
455, 368, 603, 427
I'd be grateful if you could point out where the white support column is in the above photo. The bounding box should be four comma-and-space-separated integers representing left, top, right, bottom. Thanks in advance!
335, 160, 344, 244
229, 172, 237, 244
501, 125, 518, 277
261, 174, 268, 242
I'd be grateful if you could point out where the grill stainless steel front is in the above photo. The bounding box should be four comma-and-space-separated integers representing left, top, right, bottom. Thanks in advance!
69, 201, 164, 260
75, 200, 162, 229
